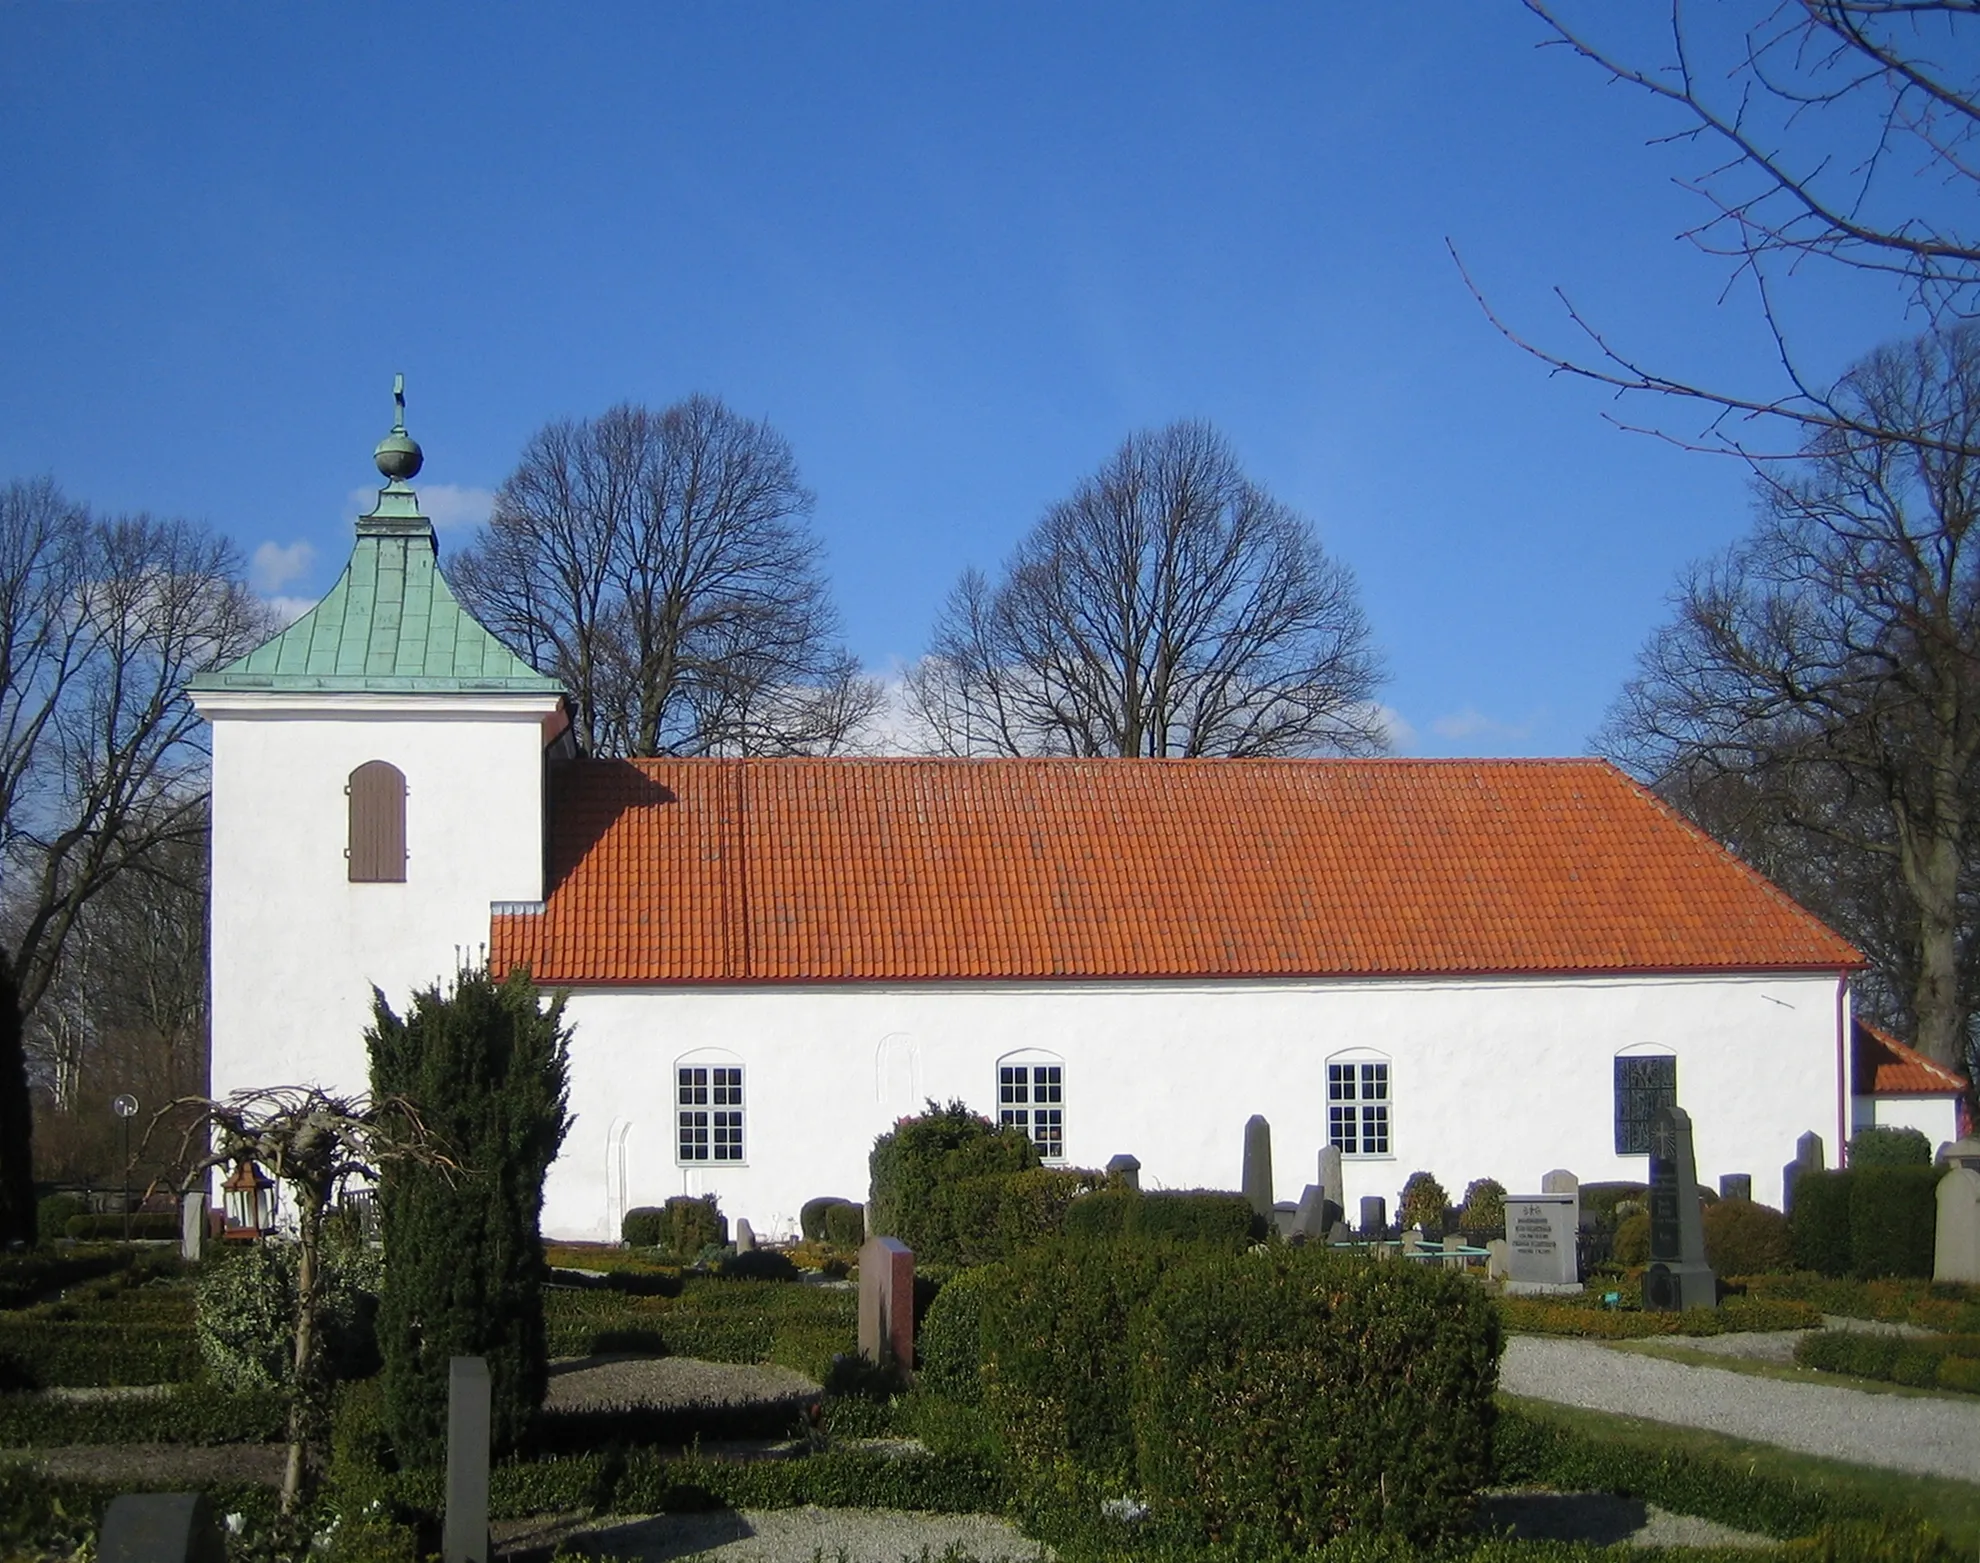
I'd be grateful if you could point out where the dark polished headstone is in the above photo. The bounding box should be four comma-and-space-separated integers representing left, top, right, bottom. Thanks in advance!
1644, 1105, 1716, 1311
98, 1495, 224, 1563
1359, 1195, 1386, 1236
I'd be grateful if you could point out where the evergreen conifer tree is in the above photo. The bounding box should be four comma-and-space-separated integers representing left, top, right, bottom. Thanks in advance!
367, 965, 571, 1463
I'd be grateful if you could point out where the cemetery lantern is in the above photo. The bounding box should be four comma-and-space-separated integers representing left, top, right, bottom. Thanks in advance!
221, 1160, 277, 1239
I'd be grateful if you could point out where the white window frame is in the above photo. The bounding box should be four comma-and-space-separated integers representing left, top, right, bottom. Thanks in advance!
675, 1052, 746, 1166
1326, 1049, 1393, 1159
996, 1050, 1065, 1163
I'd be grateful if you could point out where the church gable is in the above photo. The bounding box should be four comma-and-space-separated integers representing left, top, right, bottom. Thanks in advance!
490, 756, 1863, 985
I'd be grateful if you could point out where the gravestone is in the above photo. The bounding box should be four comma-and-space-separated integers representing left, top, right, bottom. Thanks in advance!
1271, 1201, 1300, 1238
1359, 1195, 1386, 1236
1719, 1173, 1752, 1203
1541, 1168, 1582, 1233
1782, 1131, 1824, 1214
1105, 1153, 1141, 1191
1441, 1233, 1468, 1266
1241, 1115, 1273, 1216
1317, 1143, 1343, 1211
180, 1191, 207, 1263
1938, 1138, 1980, 1174
1293, 1183, 1335, 1242
1400, 1225, 1426, 1257
1503, 1193, 1579, 1293
1485, 1238, 1510, 1281
734, 1219, 756, 1253
858, 1235, 915, 1372
443, 1356, 491, 1563
1643, 1105, 1717, 1311
1328, 1219, 1352, 1246
1935, 1166, 1980, 1284
98, 1494, 225, 1563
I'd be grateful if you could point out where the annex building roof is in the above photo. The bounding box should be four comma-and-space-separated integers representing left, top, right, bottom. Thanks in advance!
1854, 1019, 1968, 1097
489, 756, 1863, 986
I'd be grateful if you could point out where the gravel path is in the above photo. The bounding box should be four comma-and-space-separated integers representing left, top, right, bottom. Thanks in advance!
560, 1506, 1047, 1562
1502, 1336, 1980, 1483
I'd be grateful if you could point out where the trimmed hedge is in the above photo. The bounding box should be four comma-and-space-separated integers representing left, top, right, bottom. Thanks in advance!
1740, 1273, 1980, 1333
547, 1264, 684, 1298
1795, 1328, 1980, 1391
62, 1213, 179, 1242
621, 1205, 666, 1247
713, 1249, 800, 1283
0, 1318, 198, 1389
868, 1100, 1038, 1264
1850, 1126, 1934, 1167
1702, 1198, 1792, 1275
931, 1167, 1105, 1265
823, 1202, 865, 1247
1850, 1167, 1940, 1279
800, 1196, 860, 1243
623, 1196, 728, 1257
1791, 1171, 1858, 1277
542, 1276, 854, 1371
1499, 1292, 1821, 1337
1062, 1186, 1264, 1250
0, 1381, 286, 1446
0, 1247, 141, 1309
916, 1263, 998, 1404
1134, 1248, 1501, 1549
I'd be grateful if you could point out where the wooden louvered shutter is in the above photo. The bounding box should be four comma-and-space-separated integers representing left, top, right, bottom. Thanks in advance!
347, 761, 407, 882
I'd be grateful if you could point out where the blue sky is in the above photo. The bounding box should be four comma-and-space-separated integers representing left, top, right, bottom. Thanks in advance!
0, 5, 1920, 756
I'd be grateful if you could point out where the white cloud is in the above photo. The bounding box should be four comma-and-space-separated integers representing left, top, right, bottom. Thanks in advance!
346, 482, 495, 531
1429, 706, 1538, 743
1371, 704, 1417, 752
263, 594, 316, 628
250, 540, 315, 595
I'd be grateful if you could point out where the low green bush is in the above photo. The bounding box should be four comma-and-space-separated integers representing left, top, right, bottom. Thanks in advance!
1791, 1170, 1856, 1277
1850, 1126, 1934, 1167
1062, 1187, 1263, 1249
823, 1202, 865, 1247
1703, 1198, 1793, 1275
869, 1100, 1038, 1264
714, 1248, 799, 1282
547, 1264, 684, 1298
800, 1196, 860, 1242
195, 1238, 382, 1391
932, 1166, 1105, 1264
621, 1206, 665, 1247
1850, 1167, 1940, 1279
62, 1213, 179, 1241
0, 1317, 198, 1388
35, 1192, 86, 1239
1740, 1273, 1980, 1333
1500, 1292, 1821, 1337
0, 1246, 140, 1309
1135, 1248, 1501, 1549
663, 1194, 728, 1258
917, 1263, 998, 1403
0, 1381, 286, 1446
1794, 1329, 1980, 1391
1613, 1212, 1651, 1265
1397, 1170, 1452, 1232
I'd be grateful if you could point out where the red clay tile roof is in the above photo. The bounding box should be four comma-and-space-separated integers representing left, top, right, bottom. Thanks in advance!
1853, 1020, 1968, 1096
488, 757, 1862, 985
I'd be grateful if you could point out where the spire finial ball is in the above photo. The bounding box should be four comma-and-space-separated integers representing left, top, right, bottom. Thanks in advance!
373, 373, 423, 481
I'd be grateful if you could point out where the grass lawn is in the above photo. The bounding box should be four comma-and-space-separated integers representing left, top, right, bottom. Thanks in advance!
1499, 1393, 1980, 1555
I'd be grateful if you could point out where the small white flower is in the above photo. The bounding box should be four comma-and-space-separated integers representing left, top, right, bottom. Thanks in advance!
1101, 1497, 1149, 1524
224, 1514, 246, 1536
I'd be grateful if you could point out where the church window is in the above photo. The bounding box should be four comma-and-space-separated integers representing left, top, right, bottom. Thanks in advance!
677, 1062, 744, 1164
1327, 1051, 1391, 1157
997, 1052, 1064, 1162
1615, 1052, 1677, 1155
347, 761, 406, 882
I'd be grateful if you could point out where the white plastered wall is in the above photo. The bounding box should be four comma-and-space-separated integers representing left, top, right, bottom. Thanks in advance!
201, 693, 559, 1102
1853, 1093, 1962, 1150
544, 969, 1847, 1242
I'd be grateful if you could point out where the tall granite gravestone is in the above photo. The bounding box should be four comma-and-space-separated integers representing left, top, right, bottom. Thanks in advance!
1503, 1193, 1579, 1293
1292, 1183, 1333, 1241
1317, 1144, 1344, 1213
1935, 1166, 1980, 1284
858, 1235, 915, 1372
1105, 1153, 1141, 1191
98, 1494, 225, 1563
734, 1219, 756, 1253
1782, 1131, 1824, 1214
1644, 1105, 1717, 1311
1241, 1115, 1273, 1216
443, 1356, 491, 1563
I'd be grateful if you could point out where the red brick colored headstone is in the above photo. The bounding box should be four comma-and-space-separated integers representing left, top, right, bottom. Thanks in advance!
858, 1235, 914, 1372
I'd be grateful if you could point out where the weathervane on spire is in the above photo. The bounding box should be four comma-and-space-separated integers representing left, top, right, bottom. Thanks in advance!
373, 373, 423, 483
392, 372, 407, 434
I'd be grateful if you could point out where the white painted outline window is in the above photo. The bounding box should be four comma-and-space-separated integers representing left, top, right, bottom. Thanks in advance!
1614, 1047, 1677, 1156
997, 1050, 1065, 1163
676, 1052, 745, 1165
1327, 1049, 1392, 1158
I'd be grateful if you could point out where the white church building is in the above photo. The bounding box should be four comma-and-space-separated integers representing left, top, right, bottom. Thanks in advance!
194, 407, 1883, 1241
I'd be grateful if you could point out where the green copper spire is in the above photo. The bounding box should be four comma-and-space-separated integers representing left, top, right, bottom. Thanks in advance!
190, 380, 561, 696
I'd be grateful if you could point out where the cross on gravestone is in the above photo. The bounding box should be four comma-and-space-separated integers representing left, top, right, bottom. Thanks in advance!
443, 1357, 491, 1563
1241, 1115, 1274, 1216
858, 1236, 915, 1372
98, 1494, 225, 1563
1935, 1166, 1980, 1284
1644, 1105, 1717, 1312
1105, 1153, 1142, 1191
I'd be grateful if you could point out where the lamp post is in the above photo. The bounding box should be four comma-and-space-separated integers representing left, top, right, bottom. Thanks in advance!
110, 1095, 138, 1242
221, 1161, 277, 1240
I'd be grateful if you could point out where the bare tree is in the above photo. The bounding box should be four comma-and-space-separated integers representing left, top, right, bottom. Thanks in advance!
161, 1087, 447, 1513
0, 479, 264, 1243
1600, 326, 1980, 1074
908, 422, 1385, 758
1473, 2, 1980, 458
449, 396, 879, 757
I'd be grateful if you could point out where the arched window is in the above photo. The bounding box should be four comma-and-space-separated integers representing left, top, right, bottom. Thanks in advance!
676, 1049, 745, 1165
1614, 1045, 1677, 1155
346, 761, 406, 882
1326, 1048, 1393, 1158
996, 1049, 1065, 1162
